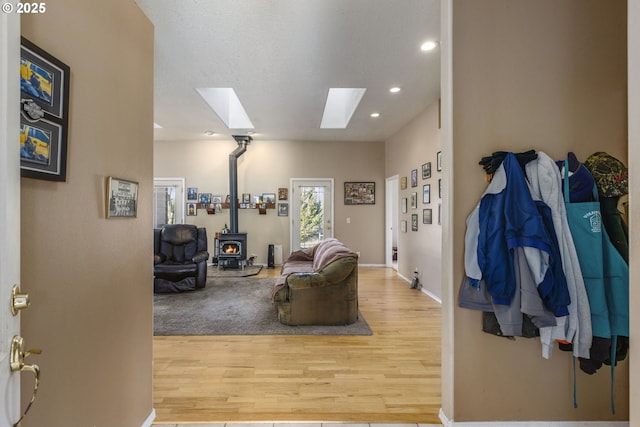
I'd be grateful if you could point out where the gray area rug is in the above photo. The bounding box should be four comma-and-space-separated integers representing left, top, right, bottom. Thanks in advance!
153, 277, 373, 336
207, 264, 263, 277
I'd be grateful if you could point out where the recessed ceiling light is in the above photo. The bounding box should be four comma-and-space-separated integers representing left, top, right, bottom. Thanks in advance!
320, 88, 367, 129
204, 130, 215, 136
195, 87, 254, 130
389, 87, 401, 93
370, 112, 380, 118
421, 40, 438, 51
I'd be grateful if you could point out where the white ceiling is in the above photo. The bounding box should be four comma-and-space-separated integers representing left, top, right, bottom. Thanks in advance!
136, 0, 441, 143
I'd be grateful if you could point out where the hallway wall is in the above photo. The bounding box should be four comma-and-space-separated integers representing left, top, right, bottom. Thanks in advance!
20, 1, 155, 425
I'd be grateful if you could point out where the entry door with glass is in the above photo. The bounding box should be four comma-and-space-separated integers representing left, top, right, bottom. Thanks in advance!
290, 179, 334, 250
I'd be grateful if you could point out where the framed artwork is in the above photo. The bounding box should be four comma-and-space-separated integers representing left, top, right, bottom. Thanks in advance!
262, 193, 276, 204
344, 182, 375, 205
438, 203, 442, 225
400, 176, 408, 190
422, 162, 431, 179
242, 193, 251, 203
402, 197, 407, 213
212, 195, 223, 203
411, 192, 417, 209
278, 203, 289, 216
439, 178, 442, 198
278, 188, 288, 200
187, 187, 198, 200
400, 220, 407, 233
437, 151, 442, 171
198, 193, 212, 204
423, 184, 431, 204
411, 214, 418, 231
20, 37, 71, 181
423, 208, 432, 224
106, 177, 138, 218
411, 169, 418, 187
186, 203, 197, 216
225, 194, 231, 203
215, 203, 222, 213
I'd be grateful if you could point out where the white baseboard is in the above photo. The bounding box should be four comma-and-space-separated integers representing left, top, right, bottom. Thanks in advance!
439, 408, 628, 427
358, 263, 387, 267
141, 409, 156, 427
397, 272, 442, 304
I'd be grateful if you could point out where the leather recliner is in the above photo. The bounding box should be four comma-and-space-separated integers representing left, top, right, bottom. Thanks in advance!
153, 224, 209, 293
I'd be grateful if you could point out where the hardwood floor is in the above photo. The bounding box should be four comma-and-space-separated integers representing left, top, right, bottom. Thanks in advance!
153, 267, 442, 424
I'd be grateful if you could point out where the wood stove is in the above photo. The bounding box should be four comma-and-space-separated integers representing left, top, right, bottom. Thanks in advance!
217, 232, 247, 269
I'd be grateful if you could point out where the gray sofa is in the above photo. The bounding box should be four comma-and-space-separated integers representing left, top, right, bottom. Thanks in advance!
271, 238, 359, 326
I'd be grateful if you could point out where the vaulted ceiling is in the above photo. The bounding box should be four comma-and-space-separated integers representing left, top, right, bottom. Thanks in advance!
136, 0, 441, 142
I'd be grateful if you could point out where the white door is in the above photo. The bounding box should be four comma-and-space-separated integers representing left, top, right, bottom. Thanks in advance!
385, 175, 399, 268
290, 179, 334, 250
1, 13, 24, 426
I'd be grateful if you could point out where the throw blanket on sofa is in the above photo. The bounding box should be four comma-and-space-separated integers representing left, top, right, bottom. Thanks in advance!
270, 238, 358, 301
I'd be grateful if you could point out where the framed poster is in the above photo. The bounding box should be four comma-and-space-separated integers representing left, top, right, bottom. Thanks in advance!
20, 37, 71, 181
344, 182, 375, 205
106, 177, 138, 218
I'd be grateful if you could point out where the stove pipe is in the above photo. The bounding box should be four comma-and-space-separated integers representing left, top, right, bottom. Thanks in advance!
229, 135, 252, 233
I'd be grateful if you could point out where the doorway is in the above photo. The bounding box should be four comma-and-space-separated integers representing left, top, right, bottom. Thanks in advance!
290, 178, 334, 250
385, 175, 399, 270
153, 178, 185, 228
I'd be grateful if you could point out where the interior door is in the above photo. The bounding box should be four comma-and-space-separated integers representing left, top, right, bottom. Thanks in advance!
290, 179, 334, 250
1, 13, 22, 426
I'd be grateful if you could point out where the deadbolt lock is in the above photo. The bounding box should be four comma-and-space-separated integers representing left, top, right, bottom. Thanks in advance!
11, 284, 30, 316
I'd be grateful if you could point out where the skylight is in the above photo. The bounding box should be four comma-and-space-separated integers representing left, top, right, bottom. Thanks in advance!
195, 88, 254, 129
320, 88, 366, 129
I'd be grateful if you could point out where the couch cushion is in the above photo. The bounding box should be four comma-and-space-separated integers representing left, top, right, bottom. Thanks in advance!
312, 238, 357, 272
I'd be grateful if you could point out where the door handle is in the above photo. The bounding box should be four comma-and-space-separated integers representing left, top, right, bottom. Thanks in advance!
10, 335, 41, 427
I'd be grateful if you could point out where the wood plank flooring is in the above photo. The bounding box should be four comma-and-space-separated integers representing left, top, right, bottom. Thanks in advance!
153, 267, 442, 424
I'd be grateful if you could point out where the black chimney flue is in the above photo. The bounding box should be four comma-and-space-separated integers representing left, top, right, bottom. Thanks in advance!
229, 135, 252, 233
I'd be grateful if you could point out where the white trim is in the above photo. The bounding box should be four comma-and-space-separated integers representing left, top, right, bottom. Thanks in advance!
439, 409, 628, 427
385, 174, 399, 267
289, 178, 335, 251
140, 408, 156, 427
358, 263, 387, 267
153, 177, 186, 225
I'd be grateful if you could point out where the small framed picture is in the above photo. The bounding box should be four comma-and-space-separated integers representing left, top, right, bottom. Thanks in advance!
422, 162, 431, 179
400, 176, 408, 190
423, 208, 432, 224
253, 195, 262, 204
411, 214, 418, 231
439, 178, 442, 198
187, 187, 198, 201
278, 203, 289, 216
198, 193, 212, 204
437, 151, 442, 171
212, 195, 223, 203
411, 169, 418, 187
278, 188, 288, 200
242, 193, 251, 203
186, 203, 197, 216
438, 203, 442, 225
423, 184, 431, 204
400, 220, 407, 233
402, 197, 407, 213
263, 193, 276, 204
106, 177, 138, 218
411, 192, 417, 209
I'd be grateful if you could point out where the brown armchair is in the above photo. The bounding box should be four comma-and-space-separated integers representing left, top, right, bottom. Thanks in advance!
153, 224, 209, 293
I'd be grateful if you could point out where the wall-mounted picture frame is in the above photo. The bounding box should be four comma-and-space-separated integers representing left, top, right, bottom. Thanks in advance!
344, 181, 375, 205
411, 214, 418, 231
242, 193, 251, 203
422, 162, 431, 179
437, 151, 442, 171
423, 208, 432, 224
411, 169, 418, 187
438, 203, 442, 225
106, 177, 138, 218
20, 37, 71, 182
198, 193, 212, 204
402, 197, 408, 213
262, 193, 276, 204
439, 178, 442, 198
400, 220, 407, 233
278, 188, 288, 200
212, 195, 223, 203
423, 184, 431, 204
186, 203, 197, 216
400, 176, 407, 190
187, 187, 198, 200
411, 192, 417, 209
278, 203, 289, 216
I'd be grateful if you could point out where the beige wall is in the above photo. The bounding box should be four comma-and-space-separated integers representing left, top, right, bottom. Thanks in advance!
154, 139, 386, 265
385, 102, 442, 297
20, 1, 154, 426
445, 0, 629, 421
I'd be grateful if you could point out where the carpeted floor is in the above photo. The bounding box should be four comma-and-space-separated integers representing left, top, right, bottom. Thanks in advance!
153, 277, 372, 336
